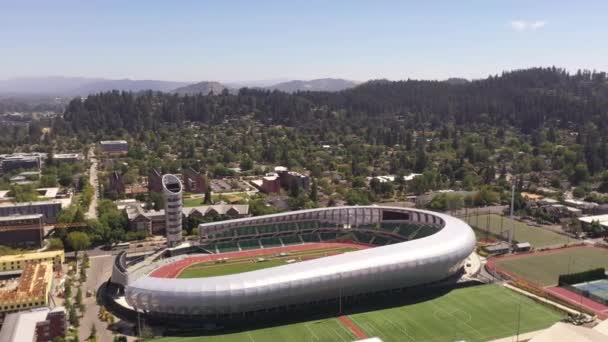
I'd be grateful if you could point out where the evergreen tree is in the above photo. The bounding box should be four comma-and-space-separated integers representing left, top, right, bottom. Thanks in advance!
309, 178, 318, 203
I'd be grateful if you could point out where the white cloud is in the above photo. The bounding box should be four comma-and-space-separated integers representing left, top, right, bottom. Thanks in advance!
509, 20, 546, 32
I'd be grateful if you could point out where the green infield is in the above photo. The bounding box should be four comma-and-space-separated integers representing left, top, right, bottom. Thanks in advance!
178, 259, 287, 278
465, 213, 569, 248
494, 247, 608, 286
155, 284, 564, 342
178, 247, 358, 278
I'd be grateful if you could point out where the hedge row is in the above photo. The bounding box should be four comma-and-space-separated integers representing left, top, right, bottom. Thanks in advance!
558, 268, 606, 286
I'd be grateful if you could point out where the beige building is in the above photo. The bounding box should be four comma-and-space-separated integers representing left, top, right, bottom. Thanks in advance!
0, 262, 53, 314
0, 250, 64, 273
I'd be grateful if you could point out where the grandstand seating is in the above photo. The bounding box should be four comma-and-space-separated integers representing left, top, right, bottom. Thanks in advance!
319, 232, 337, 241
275, 222, 298, 233
215, 241, 240, 253
205, 220, 441, 254
377, 222, 405, 234
256, 224, 277, 235
371, 235, 390, 245
356, 224, 379, 230
300, 233, 320, 243
260, 237, 282, 248
238, 239, 262, 250
236, 226, 258, 237
353, 231, 375, 244
413, 226, 439, 239
297, 221, 320, 231
212, 230, 235, 239
280, 235, 302, 246
397, 224, 422, 237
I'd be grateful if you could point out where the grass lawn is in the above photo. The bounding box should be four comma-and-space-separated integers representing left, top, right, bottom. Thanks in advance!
178, 247, 358, 278
183, 193, 249, 207
156, 317, 356, 342
183, 197, 205, 207
178, 259, 287, 278
494, 247, 608, 286
155, 285, 564, 342
349, 284, 563, 342
465, 214, 569, 248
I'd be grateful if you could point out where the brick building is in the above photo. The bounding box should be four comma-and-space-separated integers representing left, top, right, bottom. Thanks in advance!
148, 168, 163, 193
0, 306, 67, 342
260, 174, 281, 194
182, 167, 207, 193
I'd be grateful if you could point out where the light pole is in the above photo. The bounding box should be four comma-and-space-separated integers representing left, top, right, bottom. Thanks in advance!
510, 182, 515, 245
338, 272, 343, 315
515, 297, 522, 342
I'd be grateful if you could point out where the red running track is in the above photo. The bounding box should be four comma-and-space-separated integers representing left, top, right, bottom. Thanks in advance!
338, 315, 368, 339
486, 246, 608, 320
486, 245, 604, 286
149, 242, 371, 278
545, 286, 608, 320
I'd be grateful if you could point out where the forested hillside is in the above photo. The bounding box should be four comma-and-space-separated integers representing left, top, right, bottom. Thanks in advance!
58, 67, 608, 136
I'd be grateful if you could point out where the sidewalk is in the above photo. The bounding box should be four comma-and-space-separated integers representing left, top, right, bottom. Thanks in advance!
488, 329, 546, 342
503, 283, 580, 316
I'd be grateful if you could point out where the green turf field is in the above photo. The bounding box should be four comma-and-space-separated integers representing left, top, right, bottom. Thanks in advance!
464, 213, 569, 248
178, 247, 358, 278
155, 284, 564, 342
156, 317, 356, 342
494, 247, 608, 286
178, 259, 287, 278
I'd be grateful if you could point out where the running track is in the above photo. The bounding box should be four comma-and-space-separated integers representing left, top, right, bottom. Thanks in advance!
545, 287, 608, 320
149, 242, 371, 278
338, 316, 368, 339
487, 245, 608, 319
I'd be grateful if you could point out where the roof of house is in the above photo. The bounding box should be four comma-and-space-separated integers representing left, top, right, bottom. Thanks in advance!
183, 204, 249, 216
579, 214, 608, 224
565, 199, 599, 208
100, 140, 127, 144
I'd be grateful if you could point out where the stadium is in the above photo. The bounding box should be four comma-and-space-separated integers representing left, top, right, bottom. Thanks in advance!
108, 206, 476, 324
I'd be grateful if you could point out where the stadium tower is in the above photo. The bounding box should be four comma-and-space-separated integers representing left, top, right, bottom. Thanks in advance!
162, 174, 183, 247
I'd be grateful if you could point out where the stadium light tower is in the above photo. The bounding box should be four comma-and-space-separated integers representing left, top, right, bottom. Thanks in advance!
509, 181, 515, 246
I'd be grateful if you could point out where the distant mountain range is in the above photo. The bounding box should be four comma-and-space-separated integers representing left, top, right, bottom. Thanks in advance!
0, 76, 358, 96
0, 77, 188, 96
172, 81, 228, 95
265, 78, 357, 93
73, 79, 188, 94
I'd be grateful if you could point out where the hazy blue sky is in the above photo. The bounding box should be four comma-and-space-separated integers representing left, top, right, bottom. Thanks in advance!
1, 1, 607, 82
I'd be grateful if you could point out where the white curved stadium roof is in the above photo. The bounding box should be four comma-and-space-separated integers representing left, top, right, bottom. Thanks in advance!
124, 206, 476, 315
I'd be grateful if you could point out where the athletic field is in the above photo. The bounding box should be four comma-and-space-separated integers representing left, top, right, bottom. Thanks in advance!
155, 284, 564, 342
464, 213, 569, 248
493, 247, 608, 286
178, 246, 359, 278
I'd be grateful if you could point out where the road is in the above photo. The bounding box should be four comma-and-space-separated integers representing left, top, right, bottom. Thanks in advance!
78, 255, 115, 342
64, 236, 169, 259
86, 148, 99, 219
